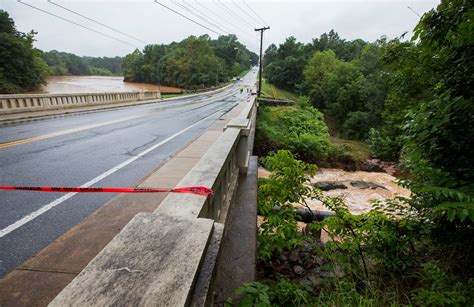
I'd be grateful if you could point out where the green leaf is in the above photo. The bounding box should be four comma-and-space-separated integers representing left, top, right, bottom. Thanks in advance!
447, 209, 456, 222
457, 209, 469, 222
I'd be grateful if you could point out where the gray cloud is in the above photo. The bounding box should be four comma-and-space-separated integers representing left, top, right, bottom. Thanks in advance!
0, 0, 439, 57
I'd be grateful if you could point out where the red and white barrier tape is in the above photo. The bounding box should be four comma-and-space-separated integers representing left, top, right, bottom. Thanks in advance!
0, 186, 213, 196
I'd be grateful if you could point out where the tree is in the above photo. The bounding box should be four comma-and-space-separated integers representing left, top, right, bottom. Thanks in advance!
0, 10, 48, 93
122, 35, 256, 89
403, 0, 474, 184
303, 50, 337, 109
262, 37, 309, 91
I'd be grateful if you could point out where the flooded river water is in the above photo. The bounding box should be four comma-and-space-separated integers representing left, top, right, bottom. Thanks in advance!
26, 76, 183, 94
259, 168, 410, 215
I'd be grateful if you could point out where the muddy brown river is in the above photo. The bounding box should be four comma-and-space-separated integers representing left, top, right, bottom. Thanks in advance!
258, 168, 410, 215
26, 76, 183, 94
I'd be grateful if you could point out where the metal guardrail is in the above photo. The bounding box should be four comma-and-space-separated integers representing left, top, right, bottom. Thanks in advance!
50, 96, 257, 306
0, 91, 161, 115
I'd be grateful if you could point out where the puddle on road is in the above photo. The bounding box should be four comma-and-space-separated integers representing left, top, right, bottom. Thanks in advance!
258, 168, 411, 214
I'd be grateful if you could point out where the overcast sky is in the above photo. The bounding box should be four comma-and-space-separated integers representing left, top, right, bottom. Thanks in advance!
0, 0, 439, 57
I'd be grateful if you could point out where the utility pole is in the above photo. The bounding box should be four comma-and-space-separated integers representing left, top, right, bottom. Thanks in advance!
255, 26, 270, 97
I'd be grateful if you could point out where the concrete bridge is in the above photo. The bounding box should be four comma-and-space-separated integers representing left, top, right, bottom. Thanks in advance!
0, 70, 258, 305
0, 90, 161, 115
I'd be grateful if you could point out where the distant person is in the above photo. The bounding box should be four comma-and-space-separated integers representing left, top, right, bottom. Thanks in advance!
240, 86, 243, 94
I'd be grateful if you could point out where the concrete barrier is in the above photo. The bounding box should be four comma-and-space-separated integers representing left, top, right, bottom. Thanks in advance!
0, 91, 161, 115
50, 96, 257, 306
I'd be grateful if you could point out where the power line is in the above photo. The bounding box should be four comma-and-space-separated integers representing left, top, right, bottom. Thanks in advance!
181, 1, 231, 34
164, 1, 257, 52
195, 0, 256, 40
407, 6, 421, 17
231, 0, 263, 28
242, 0, 268, 26
172, 1, 227, 35
217, 0, 255, 29
17, 0, 141, 48
153, 0, 222, 36
47, 0, 148, 44
182, 1, 259, 50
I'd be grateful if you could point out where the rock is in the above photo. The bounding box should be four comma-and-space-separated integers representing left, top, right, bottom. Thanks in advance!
299, 278, 312, 288
308, 275, 325, 287
350, 180, 387, 190
278, 255, 288, 263
320, 270, 335, 278
313, 181, 348, 191
289, 250, 299, 263
293, 265, 304, 275
360, 162, 384, 172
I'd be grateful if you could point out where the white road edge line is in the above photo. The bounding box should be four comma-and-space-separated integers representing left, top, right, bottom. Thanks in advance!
0, 104, 234, 238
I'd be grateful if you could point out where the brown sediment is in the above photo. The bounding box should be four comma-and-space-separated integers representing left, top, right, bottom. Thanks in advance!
258, 167, 410, 215
26, 76, 183, 94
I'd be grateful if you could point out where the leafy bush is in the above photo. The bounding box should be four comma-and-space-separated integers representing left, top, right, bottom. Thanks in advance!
342, 111, 372, 140
255, 101, 333, 164
257, 150, 317, 260
411, 262, 474, 306
368, 128, 403, 161
234, 277, 311, 306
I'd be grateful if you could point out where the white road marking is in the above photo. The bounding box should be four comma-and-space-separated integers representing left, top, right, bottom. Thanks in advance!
0, 104, 234, 238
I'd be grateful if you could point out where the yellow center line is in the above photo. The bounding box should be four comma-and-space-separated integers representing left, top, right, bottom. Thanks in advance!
0, 90, 236, 150
0, 113, 150, 149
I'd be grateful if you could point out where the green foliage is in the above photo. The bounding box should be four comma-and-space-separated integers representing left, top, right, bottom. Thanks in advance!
257, 150, 317, 260
269, 277, 312, 306
264, 31, 386, 140
0, 10, 48, 93
411, 262, 474, 306
41, 50, 122, 76
301, 44, 386, 140
123, 34, 257, 89
303, 50, 337, 109
342, 111, 372, 140
234, 282, 271, 306
255, 102, 333, 164
260, 79, 299, 101
251, 5, 474, 303
368, 127, 403, 161
264, 37, 309, 91
234, 278, 311, 306
403, 94, 474, 185
242, 146, 474, 306
374, 0, 473, 175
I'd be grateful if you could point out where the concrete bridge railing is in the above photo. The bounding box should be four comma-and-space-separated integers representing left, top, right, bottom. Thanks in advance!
0, 91, 161, 115
50, 96, 258, 306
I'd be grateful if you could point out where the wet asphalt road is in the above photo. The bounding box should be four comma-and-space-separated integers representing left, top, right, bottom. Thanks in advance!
0, 70, 257, 277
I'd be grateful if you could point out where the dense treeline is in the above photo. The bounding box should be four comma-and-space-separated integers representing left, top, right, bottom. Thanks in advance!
0, 10, 49, 93
264, 31, 386, 141
241, 1, 474, 305
2, 9, 258, 93
122, 34, 258, 89
0, 10, 124, 94
41, 50, 122, 76
263, 0, 474, 190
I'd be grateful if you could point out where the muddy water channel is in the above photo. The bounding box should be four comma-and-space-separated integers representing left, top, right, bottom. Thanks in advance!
259, 168, 410, 214
26, 76, 183, 94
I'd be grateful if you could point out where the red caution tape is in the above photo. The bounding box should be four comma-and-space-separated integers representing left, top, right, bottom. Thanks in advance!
0, 186, 213, 196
